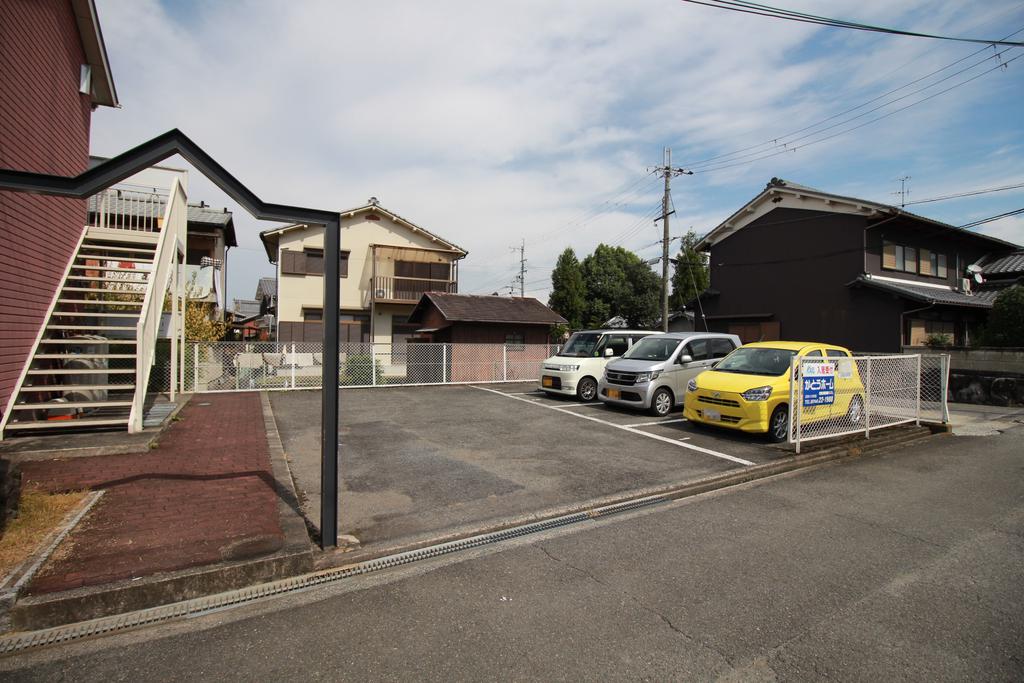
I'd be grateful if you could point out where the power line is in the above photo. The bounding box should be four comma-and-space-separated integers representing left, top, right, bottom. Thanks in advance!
904, 182, 1024, 206
690, 53, 1024, 174
678, 28, 1024, 169
679, 1, 1024, 47
958, 207, 1024, 229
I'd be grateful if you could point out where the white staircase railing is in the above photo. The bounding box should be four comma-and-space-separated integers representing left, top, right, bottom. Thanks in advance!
129, 179, 186, 432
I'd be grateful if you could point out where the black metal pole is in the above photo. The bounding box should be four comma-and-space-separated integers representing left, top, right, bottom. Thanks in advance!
320, 216, 340, 549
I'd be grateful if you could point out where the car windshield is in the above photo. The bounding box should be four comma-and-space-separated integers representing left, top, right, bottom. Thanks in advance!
558, 332, 602, 358
622, 336, 680, 361
714, 347, 797, 376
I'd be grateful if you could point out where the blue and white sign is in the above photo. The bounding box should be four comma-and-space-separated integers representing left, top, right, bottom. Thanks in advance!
802, 362, 835, 407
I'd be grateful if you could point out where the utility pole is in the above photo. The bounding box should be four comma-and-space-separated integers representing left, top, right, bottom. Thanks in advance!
511, 239, 527, 297
651, 147, 692, 332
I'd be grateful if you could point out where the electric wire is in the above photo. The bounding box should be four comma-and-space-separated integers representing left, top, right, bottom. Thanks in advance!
905, 182, 1024, 206
680, 0, 1024, 47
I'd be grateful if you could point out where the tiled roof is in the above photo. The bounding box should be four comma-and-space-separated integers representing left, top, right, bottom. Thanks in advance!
848, 275, 1001, 308
256, 277, 276, 300
978, 250, 1024, 276
409, 293, 567, 325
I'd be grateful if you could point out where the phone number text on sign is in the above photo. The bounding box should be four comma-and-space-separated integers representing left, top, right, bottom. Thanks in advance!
802, 361, 835, 406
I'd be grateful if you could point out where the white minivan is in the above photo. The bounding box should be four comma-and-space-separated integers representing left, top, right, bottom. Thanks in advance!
539, 329, 656, 401
598, 332, 742, 416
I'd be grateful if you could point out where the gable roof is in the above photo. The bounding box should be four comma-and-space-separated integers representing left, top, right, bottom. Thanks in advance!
407, 293, 567, 326
698, 178, 1021, 252
255, 277, 276, 300
72, 0, 118, 107
259, 200, 467, 262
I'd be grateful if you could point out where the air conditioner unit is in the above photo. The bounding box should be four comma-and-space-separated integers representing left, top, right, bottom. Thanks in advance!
960, 277, 972, 294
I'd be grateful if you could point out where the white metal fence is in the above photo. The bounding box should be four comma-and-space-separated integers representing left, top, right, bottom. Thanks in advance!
150, 341, 560, 393
790, 354, 948, 452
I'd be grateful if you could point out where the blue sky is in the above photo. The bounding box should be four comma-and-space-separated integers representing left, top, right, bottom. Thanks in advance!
90, 0, 1024, 305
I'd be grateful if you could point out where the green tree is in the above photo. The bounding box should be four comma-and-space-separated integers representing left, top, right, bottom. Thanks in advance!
580, 244, 660, 328
669, 230, 709, 312
548, 247, 586, 329
981, 285, 1024, 347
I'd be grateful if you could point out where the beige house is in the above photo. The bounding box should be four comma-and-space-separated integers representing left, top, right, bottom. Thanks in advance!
259, 199, 468, 345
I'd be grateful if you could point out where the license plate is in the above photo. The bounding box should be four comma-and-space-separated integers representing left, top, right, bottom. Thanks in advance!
704, 408, 721, 421
542, 376, 554, 387
607, 388, 621, 400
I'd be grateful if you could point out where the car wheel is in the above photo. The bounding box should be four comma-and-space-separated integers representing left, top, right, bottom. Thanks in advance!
649, 387, 674, 417
847, 395, 865, 425
768, 404, 789, 443
577, 377, 598, 402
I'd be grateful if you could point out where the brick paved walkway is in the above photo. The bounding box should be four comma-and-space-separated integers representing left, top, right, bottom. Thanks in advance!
20, 393, 284, 594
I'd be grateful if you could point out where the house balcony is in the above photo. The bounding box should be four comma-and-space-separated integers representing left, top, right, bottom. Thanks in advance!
372, 276, 457, 304
87, 187, 167, 232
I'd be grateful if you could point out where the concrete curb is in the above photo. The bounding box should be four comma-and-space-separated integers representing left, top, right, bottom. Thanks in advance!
318, 425, 935, 569
5, 393, 315, 632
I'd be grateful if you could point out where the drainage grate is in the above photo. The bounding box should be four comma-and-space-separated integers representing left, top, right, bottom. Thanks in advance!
0, 498, 665, 655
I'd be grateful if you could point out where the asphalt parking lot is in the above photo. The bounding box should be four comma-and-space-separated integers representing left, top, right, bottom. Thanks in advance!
270, 383, 785, 549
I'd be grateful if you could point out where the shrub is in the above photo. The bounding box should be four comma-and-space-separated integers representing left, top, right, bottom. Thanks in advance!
981, 285, 1024, 347
924, 333, 952, 348
344, 353, 383, 385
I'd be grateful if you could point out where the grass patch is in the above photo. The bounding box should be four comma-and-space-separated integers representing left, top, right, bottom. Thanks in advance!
0, 490, 87, 580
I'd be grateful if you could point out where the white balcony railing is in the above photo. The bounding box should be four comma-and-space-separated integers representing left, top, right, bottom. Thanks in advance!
88, 188, 167, 232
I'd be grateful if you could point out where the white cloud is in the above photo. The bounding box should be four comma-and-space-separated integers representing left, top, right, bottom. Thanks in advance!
90, 0, 1024, 304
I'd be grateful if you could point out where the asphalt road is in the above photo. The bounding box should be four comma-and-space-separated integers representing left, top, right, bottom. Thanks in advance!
4, 425, 1021, 681
271, 384, 779, 549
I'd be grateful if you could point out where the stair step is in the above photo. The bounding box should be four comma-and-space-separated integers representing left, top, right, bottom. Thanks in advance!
70, 265, 150, 274
65, 275, 149, 284
47, 325, 137, 332
57, 299, 144, 306
28, 368, 136, 375
4, 417, 130, 431
19, 384, 135, 392
35, 353, 137, 360
11, 400, 133, 411
84, 227, 160, 245
75, 254, 154, 264
49, 311, 141, 318
61, 287, 146, 295
38, 338, 137, 344
79, 244, 156, 254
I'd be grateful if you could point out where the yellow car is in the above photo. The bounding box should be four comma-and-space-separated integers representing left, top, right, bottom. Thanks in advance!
683, 341, 865, 443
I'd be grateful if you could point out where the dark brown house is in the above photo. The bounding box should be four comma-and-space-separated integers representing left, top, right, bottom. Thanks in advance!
692, 178, 1022, 352
407, 292, 566, 344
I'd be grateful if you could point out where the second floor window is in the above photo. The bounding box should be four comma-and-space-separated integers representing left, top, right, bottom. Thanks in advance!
883, 241, 947, 278
395, 260, 450, 281
280, 248, 349, 278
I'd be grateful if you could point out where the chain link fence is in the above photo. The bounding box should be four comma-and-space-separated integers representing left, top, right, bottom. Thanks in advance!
149, 341, 559, 393
790, 354, 949, 452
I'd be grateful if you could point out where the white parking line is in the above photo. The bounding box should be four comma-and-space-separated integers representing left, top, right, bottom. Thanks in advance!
471, 385, 755, 466
552, 402, 605, 409
628, 418, 688, 428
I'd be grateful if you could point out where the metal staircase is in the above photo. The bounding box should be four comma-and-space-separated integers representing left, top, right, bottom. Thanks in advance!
0, 180, 187, 438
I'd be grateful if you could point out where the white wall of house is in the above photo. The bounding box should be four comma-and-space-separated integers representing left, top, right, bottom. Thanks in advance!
274, 210, 463, 343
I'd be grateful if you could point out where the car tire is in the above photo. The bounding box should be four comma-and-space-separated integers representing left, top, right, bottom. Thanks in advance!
768, 404, 789, 443
847, 395, 865, 425
577, 377, 598, 402
649, 387, 674, 417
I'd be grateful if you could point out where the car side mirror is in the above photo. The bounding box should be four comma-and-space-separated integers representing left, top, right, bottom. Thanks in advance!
604, 348, 614, 357
678, 354, 693, 364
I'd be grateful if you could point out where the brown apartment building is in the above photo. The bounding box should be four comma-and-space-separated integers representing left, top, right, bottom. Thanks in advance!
0, 0, 118, 413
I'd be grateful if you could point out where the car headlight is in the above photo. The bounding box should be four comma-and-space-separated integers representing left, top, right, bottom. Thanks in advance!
634, 371, 661, 383
687, 378, 697, 392
741, 385, 773, 401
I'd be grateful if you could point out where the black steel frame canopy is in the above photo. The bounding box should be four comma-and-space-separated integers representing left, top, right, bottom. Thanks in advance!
0, 129, 342, 549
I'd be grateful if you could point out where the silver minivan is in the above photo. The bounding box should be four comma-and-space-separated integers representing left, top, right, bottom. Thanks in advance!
598, 332, 742, 416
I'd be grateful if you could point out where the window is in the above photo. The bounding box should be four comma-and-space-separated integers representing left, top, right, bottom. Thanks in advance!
709, 338, 735, 359
280, 249, 305, 275
304, 248, 324, 275
605, 335, 630, 357
685, 339, 710, 361
505, 333, 525, 349
825, 349, 850, 358
919, 248, 932, 276
903, 247, 917, 273
883, 242, 904, 271
340, 251, 350, 278
934, 253, 947, 278
302, 307, 323, 321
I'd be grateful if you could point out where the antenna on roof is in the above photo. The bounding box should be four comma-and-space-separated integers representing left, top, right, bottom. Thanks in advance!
893, 176, 911, 208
